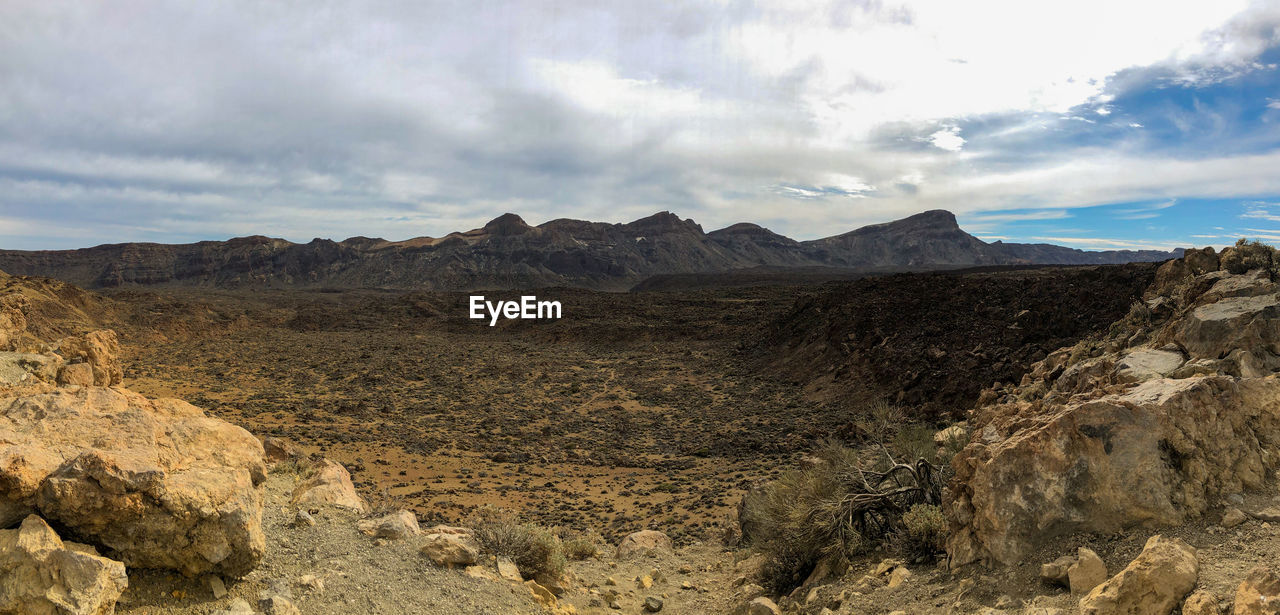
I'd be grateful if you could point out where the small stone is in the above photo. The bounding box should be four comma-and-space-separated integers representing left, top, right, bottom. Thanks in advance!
293, 510, 315, 528
258, 595, 301, 615
497, 557, 522, 582
1222, 507, 1249, 528
298, 574, 324, 593
637, 574, 654, 589
1181, 590, 1222, 615
887, 566, 912, 588
743, 596, 781, 615
208, 575, 228, 599
643, 596, 664, 612
1041, 555, 1076, 585
215, 598, 257, 615
1068, 548, 1107, 595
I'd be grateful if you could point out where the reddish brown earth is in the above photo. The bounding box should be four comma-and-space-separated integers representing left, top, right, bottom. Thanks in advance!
84, 263, 1160, 548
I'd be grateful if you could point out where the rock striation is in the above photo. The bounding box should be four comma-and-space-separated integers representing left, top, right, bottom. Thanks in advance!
947, 247, 1280, 566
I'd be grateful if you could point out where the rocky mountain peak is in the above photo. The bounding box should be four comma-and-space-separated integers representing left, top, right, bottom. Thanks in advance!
621, 211, 703, 235
482, 213, 533, 236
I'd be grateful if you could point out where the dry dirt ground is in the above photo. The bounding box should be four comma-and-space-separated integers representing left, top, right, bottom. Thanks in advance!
112, 466, 1280, 615
91, 265, 1275, 614
110, 266, 1154, 546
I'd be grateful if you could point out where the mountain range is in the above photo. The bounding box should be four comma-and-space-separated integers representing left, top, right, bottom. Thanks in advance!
0, 210, 1181, 291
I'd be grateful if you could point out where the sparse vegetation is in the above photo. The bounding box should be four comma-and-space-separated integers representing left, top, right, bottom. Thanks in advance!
740, 436, 943, 594
467, 506, 567, 582
1223, 238, 1277, 275
894, 503, 947, 562
560, 527, 603, 561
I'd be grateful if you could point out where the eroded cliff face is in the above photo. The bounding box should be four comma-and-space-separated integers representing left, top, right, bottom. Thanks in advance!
0, 210, 1180, 291
946, 245, 1280, 567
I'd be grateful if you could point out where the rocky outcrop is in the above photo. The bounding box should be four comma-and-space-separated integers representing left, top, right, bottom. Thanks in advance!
0, 304, 25, 352
0, 514, 128, 615
54, 330, 122, 387
1, 386, 267, 577
1079, 535, 1198, 615
947, 248, 1280, 566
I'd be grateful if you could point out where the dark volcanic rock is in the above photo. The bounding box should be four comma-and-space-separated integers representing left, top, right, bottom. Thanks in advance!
0, 210, 1180, 291
756, 263, 1162, 420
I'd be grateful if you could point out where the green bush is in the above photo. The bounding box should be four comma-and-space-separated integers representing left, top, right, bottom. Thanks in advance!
467, 506, 567, 582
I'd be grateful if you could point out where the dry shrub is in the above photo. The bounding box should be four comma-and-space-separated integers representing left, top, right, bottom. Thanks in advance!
1222, 239, 1277, 275
740, 438, 942, 595
560, 528, 602, 561
895, 504, 947, 562
467, 506, 566, 581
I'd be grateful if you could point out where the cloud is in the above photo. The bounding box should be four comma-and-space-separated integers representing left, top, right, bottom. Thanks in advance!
0, 0, 1277, 248
1030, 236, 1184, 251
1113, 200, 1177, 220
928, 126, 966, 152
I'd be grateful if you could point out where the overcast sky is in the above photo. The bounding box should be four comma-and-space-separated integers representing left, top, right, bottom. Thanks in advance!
3, 1, 1280, 250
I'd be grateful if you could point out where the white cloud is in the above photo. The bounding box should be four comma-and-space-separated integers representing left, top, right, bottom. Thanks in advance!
1030, 236, 1184, 251
928, 126, 966, 152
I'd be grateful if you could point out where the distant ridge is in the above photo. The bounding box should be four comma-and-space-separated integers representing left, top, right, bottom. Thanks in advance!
0, 209, 1182, 291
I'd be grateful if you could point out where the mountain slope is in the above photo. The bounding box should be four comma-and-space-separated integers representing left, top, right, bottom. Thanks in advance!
0, 210, 1181, 290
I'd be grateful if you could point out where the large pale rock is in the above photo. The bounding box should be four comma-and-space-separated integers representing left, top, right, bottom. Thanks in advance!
948, 376, 1280, 565
291, 459, 367, 513
0, 514, 128, 615
1114, 348, 1184, 384
1234, 565, 1280, 615
616, 530, 672, 558
357, 510, 419, 539
419, 530, 479, 567
1068, 548, 1107, 595
1, 387, 267, 577
1175, 294, 1280, 363
0, 352, 62, 387
1079, 535, 1198, 615
55, 330, 122, 387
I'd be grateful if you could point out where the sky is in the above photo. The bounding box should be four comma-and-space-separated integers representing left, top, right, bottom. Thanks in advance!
2, 1, 1280, 251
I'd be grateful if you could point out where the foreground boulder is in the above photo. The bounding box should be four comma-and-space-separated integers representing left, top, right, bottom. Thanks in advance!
0, 514, 128, 615
948, 253, 1280, 566
1, 387, 267, 577
1079, 535, 1198, 615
